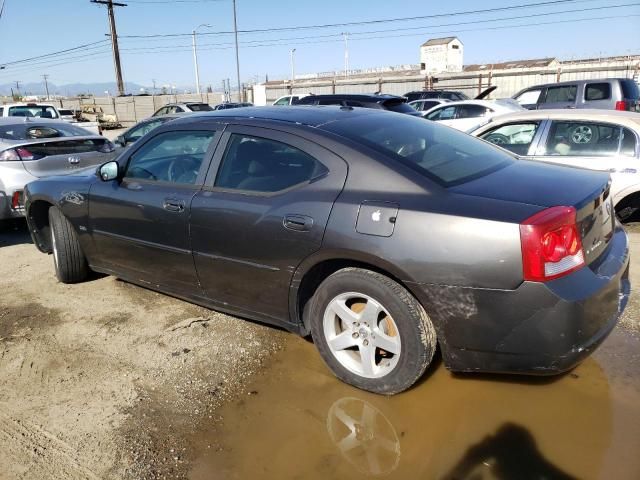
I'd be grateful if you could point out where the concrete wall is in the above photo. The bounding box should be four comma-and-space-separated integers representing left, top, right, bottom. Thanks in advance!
256, 57, 640, 105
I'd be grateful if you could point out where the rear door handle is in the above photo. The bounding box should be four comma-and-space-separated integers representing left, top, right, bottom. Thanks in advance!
163, 199, 185, 212
283, 214, 313, 232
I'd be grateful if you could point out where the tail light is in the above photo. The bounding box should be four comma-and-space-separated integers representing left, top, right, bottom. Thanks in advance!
520, 206, 585, 282
0, 149, 21, 161
98, 141, 115, 153
15, 147, 41, 160
11, 191, 23, 209
615, 101, 627, 111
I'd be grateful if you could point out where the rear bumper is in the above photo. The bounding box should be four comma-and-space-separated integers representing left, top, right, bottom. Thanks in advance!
0, 192, 25, 220
412, 224, 630, 375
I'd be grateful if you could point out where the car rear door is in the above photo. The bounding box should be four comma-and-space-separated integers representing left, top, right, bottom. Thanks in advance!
538, 84, 579, 109
189, 125, 348, 326
88, 127, 220, 295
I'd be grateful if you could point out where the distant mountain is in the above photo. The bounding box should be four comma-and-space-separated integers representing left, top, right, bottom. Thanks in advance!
0, 81, 152, 97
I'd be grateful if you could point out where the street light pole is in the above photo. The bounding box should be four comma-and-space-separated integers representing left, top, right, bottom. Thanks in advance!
232, 0, 241, 101
290, 48, 296, 93
192, 24, 211, 96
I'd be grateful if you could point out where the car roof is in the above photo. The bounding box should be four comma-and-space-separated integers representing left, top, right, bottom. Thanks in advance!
520, 78, 630, 90
174, 105, 385, 128
476, 108, 640, 130
299, 93, 404, 102
427, 99, 522, 111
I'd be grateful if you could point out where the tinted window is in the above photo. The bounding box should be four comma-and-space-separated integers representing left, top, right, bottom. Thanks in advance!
0, 107, 3, 116
124, 118, 170, 143
58, 109, 74, 116
621, 80, 640, 99
415, 100, 440, 111
21, 139, 107, 159
385, 101, 416, 114
215, 134, 328, 193
187, 103, 213, 112
543, 121, 626, 157
8, 105, 59, 119
426, 106, 456, 121
543, 85, 577, 104
515, 89, 541, 105
125, 131, 215, 184
585, 83, 611, 101
457, 105, 490, 119
323, 114, 513, 186
0, 123, 92, 140
318, 99, 342, 106
480, 122, 540, 156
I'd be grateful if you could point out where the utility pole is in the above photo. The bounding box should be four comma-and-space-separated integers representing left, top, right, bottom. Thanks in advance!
42, 74, 50, 100
14, 80, 21, 96
91, 0, 127, 96
152, 79, 157, 95
192, 24, 211, 95
342, 32, 349, 78
232, 0, 241, 102
290, 48, 296, 93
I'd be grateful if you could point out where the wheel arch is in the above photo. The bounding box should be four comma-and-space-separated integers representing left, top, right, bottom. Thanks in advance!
614, 188, 640, 222
290, 250, 427, 336
26, 198, 56, 253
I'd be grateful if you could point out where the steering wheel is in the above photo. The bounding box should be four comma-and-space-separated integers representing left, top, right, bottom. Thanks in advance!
168, 156, 200, 183
128, 166, 157, 180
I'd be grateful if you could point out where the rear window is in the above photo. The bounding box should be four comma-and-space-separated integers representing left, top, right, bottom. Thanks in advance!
187, 103, 213, 112
621, 80, 640, 99
0, 123, 93, 140
58, 109, 74, 116
323, 114, 514, 186
384, 100, 416, 114
8, 105, 59, 119
20, 139, 107, 160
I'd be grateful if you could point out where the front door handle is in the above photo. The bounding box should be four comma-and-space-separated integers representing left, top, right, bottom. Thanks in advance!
283, 214, 313, 232
163, 199, 185, 212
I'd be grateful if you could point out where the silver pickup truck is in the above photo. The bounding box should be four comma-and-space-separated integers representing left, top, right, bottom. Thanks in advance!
0, 103, 102, 135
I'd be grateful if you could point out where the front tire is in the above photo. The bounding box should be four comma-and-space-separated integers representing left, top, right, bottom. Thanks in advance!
48, 207, 88, 283
309, 268, 437, 395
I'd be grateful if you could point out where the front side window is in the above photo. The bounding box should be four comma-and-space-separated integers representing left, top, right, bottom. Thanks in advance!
215, 134, 327, 193
515, 89, 542, 106
323, 114, 514, 186
153, 107, 168, 116
543, 86, 577, 104
480, 122, 540, 155
274, 97, 291, 106
426, 106, 456, 121
125, 130, 215, 184
585, 83, 611, 101
543, 121, 630, 157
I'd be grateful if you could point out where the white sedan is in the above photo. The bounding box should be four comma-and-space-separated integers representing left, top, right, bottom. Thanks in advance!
423, 99, 524, 131
469, 109, 640, 222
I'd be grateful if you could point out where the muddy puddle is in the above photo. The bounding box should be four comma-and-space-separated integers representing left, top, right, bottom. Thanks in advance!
187, 327, 640, 480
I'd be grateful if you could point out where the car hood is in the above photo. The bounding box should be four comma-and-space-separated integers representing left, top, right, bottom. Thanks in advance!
450, 158, 609, 209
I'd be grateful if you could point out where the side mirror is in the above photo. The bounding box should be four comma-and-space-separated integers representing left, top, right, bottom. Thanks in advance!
115, 135, 125, 147
99, 161, 120, 182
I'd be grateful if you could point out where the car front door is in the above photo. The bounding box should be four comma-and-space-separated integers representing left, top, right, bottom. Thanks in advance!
88, 128, 220, 295
189, 126, 348, 327
478, 121, 544, 156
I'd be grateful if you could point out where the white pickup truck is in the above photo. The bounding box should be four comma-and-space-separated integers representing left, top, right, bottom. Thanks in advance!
0, 103, 102, 135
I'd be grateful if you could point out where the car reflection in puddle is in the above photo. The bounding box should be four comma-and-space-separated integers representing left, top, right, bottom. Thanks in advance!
188, 328, 640, 480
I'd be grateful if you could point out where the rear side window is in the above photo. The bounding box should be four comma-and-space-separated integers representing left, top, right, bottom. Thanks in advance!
457, 105, 490, 119
480, 122, 540, 156
426, 105, 456, 121
215, 134, 327, 193
585, 83, 611, 101
621, 80, 640, 99
543, 121, 632, 157
543, 85, 577, 104
384, 101, 416, 114
323, 114, 514, 186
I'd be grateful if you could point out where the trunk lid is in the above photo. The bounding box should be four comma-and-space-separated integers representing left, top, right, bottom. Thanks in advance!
450, 159, 613, 265
17, 137, 113, 178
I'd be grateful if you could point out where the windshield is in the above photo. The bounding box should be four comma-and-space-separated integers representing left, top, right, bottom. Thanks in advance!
0, 123, 92, 140
187, 103, 213, 112
8, 105, 59, 119
323, 114, 514, 186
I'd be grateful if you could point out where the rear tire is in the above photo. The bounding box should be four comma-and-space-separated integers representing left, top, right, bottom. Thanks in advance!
48, 207, 88, 283
309, 268, 437, 395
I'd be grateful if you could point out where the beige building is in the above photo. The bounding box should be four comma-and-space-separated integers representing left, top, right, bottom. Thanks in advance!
420, 37, 464, 75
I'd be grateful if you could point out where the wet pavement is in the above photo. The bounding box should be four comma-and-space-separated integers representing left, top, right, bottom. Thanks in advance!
188, 327, 640, 480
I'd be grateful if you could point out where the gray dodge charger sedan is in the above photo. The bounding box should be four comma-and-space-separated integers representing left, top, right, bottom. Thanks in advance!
24, 107, 630, 394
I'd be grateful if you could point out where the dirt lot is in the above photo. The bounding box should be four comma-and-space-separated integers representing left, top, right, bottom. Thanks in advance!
0, 221, 638, 479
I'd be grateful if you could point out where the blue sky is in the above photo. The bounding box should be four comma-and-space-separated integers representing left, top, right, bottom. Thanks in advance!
0, 0, 638, 91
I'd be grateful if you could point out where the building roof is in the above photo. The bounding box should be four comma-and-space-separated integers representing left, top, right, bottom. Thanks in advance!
421, 37, 460, 47
464, 58, 557, 72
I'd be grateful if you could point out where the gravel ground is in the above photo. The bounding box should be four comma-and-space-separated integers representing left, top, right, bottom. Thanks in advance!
0, 224, 287, 479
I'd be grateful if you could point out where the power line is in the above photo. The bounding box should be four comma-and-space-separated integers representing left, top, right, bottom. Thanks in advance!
126, 0, 226, 3
1, 40, 110, 67
116, 0, 594, 38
